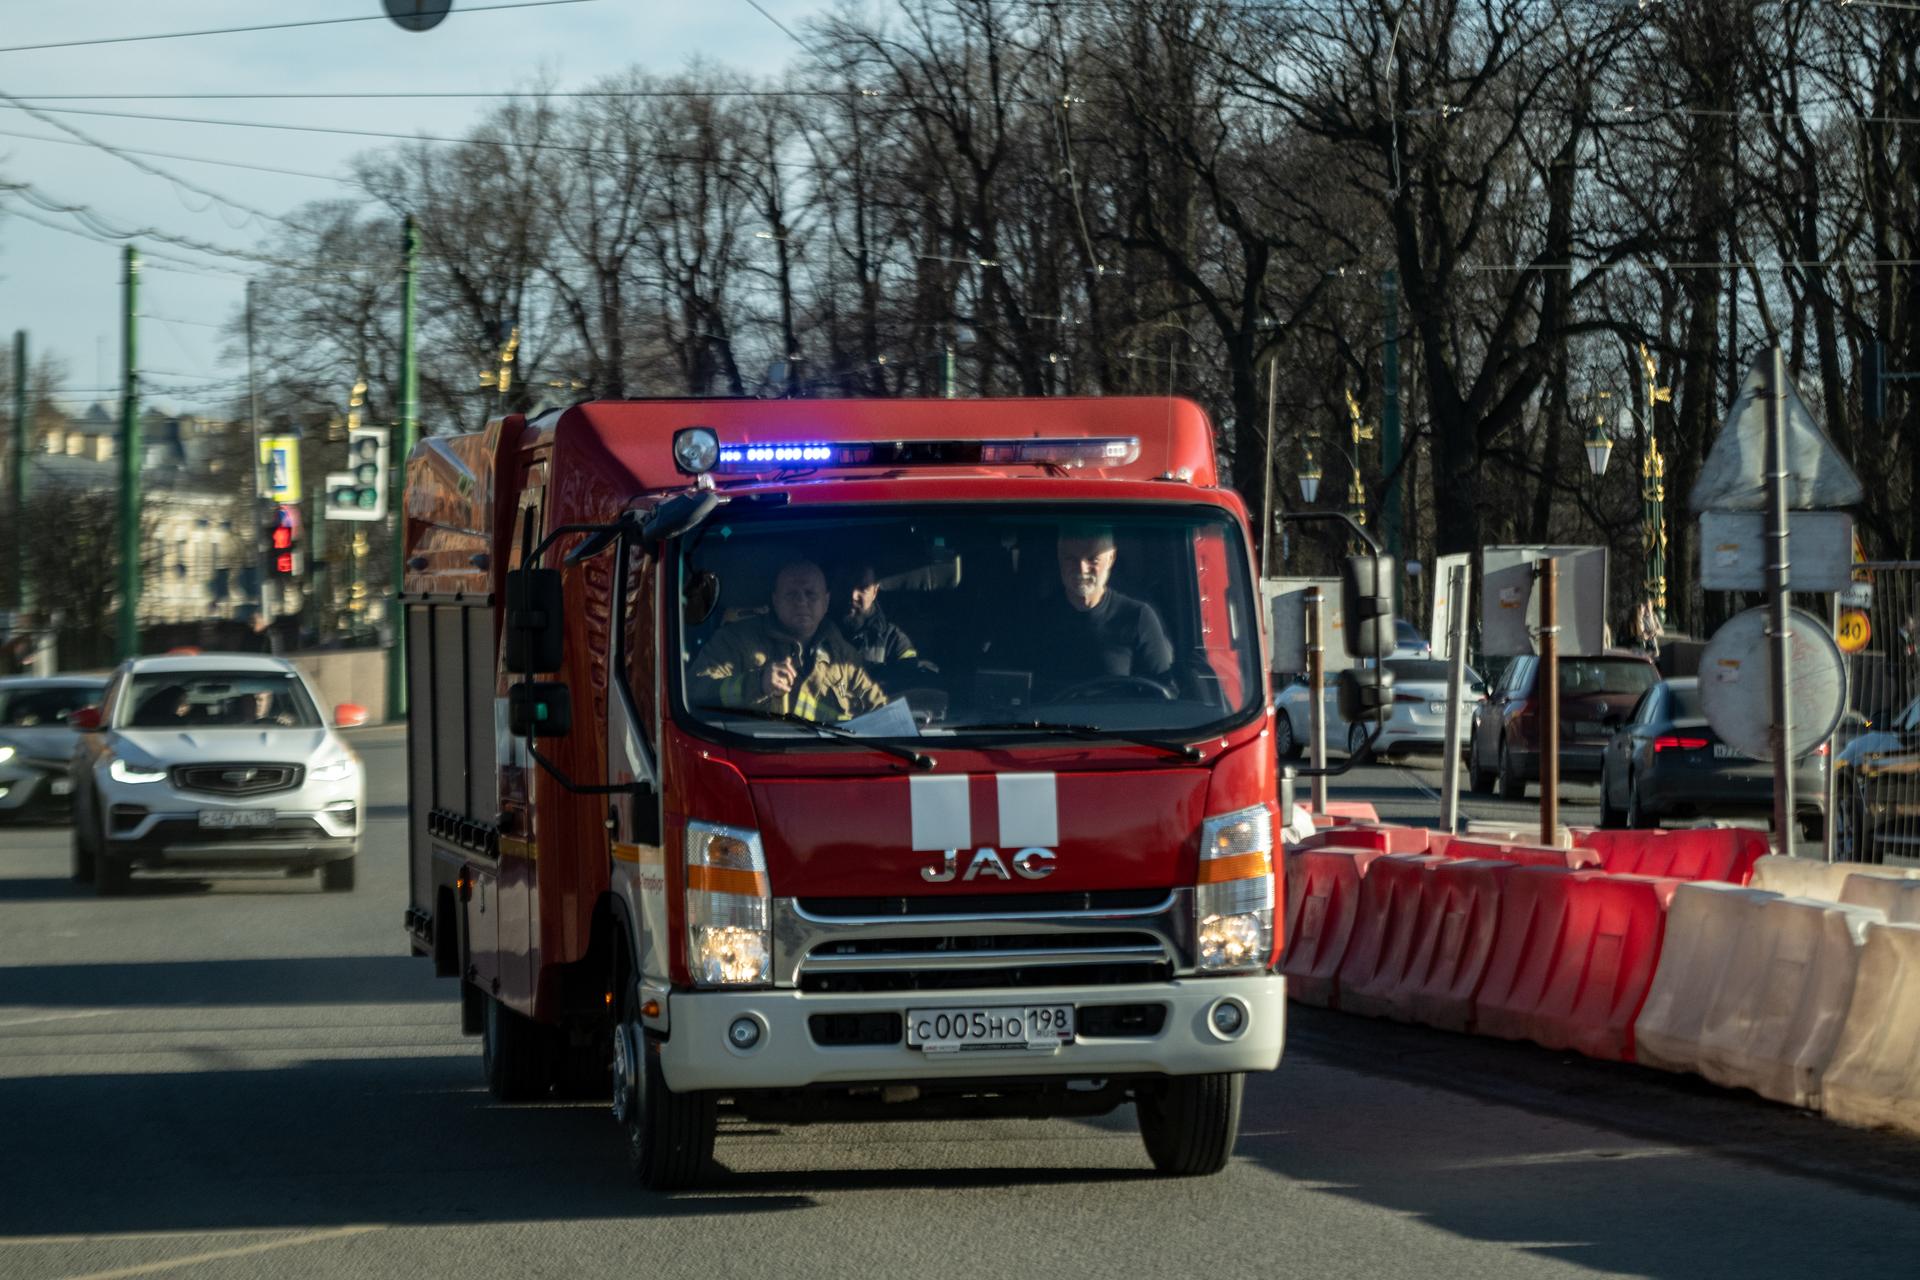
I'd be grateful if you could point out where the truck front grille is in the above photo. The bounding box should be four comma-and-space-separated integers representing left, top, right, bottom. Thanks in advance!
797, 930, 1172, 993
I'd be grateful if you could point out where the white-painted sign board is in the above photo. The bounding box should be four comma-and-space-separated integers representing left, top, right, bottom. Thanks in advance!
1699, 510, 1855, 592
1479, 545, 1608, 658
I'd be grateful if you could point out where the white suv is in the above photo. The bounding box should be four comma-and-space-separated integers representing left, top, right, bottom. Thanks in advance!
68, 654, 366, 895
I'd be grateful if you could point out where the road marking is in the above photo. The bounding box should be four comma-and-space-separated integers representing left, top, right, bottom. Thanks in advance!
48, 1226, 381, 1279
1394, 764, 1444, 806
0, 1010, 117, 1029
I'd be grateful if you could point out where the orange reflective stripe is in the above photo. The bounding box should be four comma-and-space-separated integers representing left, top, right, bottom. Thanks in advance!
685, 864, 769, 896
1197, 850, 1272, 884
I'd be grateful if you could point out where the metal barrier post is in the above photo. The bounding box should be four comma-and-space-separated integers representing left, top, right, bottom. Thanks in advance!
1307, 586, 1329, 813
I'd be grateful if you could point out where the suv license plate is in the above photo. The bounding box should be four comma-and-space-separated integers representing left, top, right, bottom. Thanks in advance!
50, 778, 72, 796
198, 809, 276, 829
907, 1005, 1073, 1053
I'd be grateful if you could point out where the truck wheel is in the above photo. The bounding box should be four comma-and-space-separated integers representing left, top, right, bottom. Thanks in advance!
614, 1011, 716, 1190
482, 994, 550, 1102
320, 857, 356, 892
1137, 1072, 1243, 1177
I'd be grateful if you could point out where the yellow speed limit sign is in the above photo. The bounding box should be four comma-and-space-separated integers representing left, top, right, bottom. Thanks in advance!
1837, 609, 1871, 654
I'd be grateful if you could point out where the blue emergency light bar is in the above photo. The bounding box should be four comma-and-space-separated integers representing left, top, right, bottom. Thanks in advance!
708, 436, 1140, 473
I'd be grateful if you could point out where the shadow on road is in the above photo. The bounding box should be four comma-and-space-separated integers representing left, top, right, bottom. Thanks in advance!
0, 955, 442, 1006
1240, 1005, 1920, 1277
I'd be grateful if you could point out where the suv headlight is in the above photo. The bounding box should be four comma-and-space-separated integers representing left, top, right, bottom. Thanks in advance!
109, 759, 167, 784
1195, 804, 1276, 973
309, 757, 358, 783
685, 820, 771, 987
0, 745, 14, 766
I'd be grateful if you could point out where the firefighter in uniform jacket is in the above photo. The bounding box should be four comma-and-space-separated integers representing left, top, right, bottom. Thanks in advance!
690, 559, 888, 722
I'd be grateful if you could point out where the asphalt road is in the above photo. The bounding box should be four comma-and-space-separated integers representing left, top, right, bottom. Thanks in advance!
3, 728, 1919, 1280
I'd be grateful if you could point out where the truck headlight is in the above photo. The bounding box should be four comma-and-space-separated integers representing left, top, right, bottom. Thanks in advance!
685, 820, 771, 987
1194, 804, 1275, 973
109, 759, 167, 784
309, 757, 357, 783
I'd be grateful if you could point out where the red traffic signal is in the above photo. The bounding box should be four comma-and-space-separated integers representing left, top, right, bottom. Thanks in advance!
267, 505, 301, 577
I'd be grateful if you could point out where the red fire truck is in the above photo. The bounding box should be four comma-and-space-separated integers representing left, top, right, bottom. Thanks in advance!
402, 398, 1283, 1187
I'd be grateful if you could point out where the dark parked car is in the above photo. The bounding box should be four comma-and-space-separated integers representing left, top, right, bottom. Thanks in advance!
1835, 694, 1920, 863
1469, 652, 1660, 799
0, 676, 108, 821
1597, 678, 1826, 836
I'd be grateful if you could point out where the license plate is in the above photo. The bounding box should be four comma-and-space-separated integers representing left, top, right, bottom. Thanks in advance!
198, 809, 275, 829
906, 1004, 1073, 1053
1712, 744, 1746, 759
50, 778, 72, 796
1573, 721, 1608, 738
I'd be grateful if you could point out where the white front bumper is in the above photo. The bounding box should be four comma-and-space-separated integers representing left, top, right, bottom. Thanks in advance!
657, 974, 1285, 1092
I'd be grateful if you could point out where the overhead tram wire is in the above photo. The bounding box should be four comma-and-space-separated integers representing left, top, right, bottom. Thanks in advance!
0, 1, 607, 56
0, 125, 350, 183
0, 103, 943, 184
0, 89, 329, 234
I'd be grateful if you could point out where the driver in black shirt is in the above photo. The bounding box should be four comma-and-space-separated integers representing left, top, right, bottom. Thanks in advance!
1028, 524, 1174, 695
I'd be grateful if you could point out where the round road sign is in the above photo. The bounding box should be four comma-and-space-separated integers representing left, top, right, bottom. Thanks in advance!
1836, 609, 1872, 654
384, 0, 453, 32
1699, 606, 1848, 762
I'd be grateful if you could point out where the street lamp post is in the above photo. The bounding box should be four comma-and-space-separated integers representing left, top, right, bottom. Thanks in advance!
1637, 343, 1672, 626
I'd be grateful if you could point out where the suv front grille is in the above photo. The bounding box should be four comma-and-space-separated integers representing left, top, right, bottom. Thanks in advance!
170, 764, 302, 797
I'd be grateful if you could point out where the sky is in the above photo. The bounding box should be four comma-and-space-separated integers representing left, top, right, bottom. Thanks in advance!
0, 0, 829, 420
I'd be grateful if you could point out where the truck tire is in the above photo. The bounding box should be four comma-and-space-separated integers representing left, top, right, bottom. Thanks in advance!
482, 994, 550, 1102
320, 857, 356, 893
613, 996, 716, 1190
1137, 1072, 1243, 1177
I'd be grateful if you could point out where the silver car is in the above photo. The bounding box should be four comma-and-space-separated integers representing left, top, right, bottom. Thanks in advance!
68, 654, 367, 895
0, 676, 108, 819
1276, 657, 1485, 762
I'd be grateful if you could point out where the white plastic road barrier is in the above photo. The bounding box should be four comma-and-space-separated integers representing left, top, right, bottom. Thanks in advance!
1689, 896, 1884, 1108
1635, 882, 1778, 1076
1751, 855, 1920, 902
1840, 873, 1920, 925
1822, 922, 1920, 1138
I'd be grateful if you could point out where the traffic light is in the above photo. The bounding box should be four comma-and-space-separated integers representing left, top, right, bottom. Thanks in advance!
266, 505, 302, 578
324, 421, 390, 522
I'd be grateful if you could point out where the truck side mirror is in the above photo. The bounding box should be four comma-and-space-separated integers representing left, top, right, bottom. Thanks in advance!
508, 682, 573, 738
505, 568, 565, 673
1337, 667, 1396, 725
1340, 554, 1396, 658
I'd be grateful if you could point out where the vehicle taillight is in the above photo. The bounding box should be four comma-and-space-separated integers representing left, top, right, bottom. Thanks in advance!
1817, 741, 1830, 757
1194, 804, 1276, 973
684, 821, 771, 987
1653, 735, 1709, 753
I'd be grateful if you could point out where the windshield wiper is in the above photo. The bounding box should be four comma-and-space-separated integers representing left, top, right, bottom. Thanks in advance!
953, 720, 1202, 762
695, 704, 935, 770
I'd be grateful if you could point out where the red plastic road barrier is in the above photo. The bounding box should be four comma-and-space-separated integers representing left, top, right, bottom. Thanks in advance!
1291, 825, 1433, 855
1442, 838, 1601, 871
1336, 854, 1449, 1018
1570, 827, 1766, 885
1282, 846, 1387, 1007
1473, 868, 1679, 1061
1407, 859, 1513, 1032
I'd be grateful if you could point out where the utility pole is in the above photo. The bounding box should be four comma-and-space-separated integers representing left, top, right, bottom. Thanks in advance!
9, 330, 25, 614
246, 280, 268, 623
116, 246, 141, 662
386, 214, 419, 720
1380, 269, 1403, 563
1260, 356, 1278, 577
1764, 347, 1796, 857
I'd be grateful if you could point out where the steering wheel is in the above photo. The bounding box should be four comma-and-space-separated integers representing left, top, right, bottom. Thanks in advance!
1049, 675, 1175, 703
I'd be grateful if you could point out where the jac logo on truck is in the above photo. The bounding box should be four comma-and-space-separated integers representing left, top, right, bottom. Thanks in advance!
921, 847, 1056, 882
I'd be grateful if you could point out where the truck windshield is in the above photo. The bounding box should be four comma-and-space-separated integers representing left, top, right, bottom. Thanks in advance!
675, 503, 1261, 743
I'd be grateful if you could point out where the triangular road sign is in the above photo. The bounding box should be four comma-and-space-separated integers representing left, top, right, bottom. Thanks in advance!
1689, 358, 1864, 512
